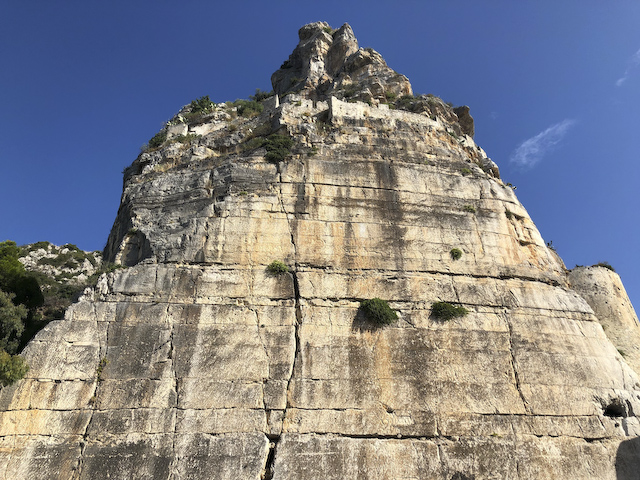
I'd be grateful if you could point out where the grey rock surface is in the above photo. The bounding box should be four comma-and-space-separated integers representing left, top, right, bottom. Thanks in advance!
1, 22, 639, 480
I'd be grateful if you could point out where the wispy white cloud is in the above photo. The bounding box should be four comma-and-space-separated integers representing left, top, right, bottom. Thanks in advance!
616, 48, 640, 87
510, 119, 576, 169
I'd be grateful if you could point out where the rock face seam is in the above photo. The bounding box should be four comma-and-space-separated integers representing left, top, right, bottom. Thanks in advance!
505, 309, 532, 415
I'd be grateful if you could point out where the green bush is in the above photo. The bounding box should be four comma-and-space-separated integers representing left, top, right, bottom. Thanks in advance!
460, 168, 472, 175
0, 290, 27, 354
385, 91, 397, 102
0, 349, 29, 386
594, 262, 616, 272
250, 89, 274, 102
267, 261, 289, 275
264, 134, 294, 163
431, 301, 468, 320
360, 298, 398, 325
233, 99, 264, 117
463, 205, 476, 213
189, 95, 214, 114
148, 130, 167, 149
450, 248, 463, 260
396, 95, 416, 110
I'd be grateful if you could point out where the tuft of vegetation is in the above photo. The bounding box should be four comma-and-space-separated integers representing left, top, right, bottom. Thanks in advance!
462, 205, 476, 213
431, 301, 469, 320
267, 261, 289, 275
96, 357, 108, 382
0, 349, 29, 386
250, 89, 274, 102
189, 95, 215, 114
385, 91, 397, 102
450, 248, 463, 260
594, 262, 616, 272
460, 168, 472, 176
322, 26, 334, 34
148, 130, 167, 149
341, 84, 358, 99
86, 262, 125, 286
264, 134, 294, 163
232, 99, 264, 117
396, 95, 416, 110
360, 298, 398, 326
169, 133, 201, 145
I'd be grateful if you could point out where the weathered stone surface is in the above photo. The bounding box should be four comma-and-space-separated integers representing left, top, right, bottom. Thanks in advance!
570, 265, 640, 374
1, 21, 639, 480
271, 22, 412, 103
453, 105, 475, 137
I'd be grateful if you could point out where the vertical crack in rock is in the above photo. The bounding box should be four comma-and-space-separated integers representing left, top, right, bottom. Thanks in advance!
262, 434, 280, 480
72, 302, 107, 480
254, 305, 271, 413
505, 310, 531, 414
275, 159, 303, 419
167, 303, 179, 479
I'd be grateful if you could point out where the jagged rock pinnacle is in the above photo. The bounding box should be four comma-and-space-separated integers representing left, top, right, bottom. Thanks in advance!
271, 22, 412, 103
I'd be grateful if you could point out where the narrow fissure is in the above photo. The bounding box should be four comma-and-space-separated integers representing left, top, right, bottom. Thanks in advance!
262, 434, 280, 480
167, 303, 179, 478
504, 311, 531, 414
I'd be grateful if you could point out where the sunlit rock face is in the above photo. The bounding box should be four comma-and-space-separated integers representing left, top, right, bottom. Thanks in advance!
1, 22, 639, 480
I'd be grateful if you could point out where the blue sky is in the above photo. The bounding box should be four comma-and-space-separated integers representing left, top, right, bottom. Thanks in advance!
2, 1, 639, 310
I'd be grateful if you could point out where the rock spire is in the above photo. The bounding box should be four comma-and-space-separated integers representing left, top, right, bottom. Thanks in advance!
271, 21, 412, 103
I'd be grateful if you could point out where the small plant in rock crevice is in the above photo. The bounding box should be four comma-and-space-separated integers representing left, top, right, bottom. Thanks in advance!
96, 357, 108, 382
267, 261, 289, 275
462, 205, 476, 214
431, 302, 468, 320
450, 248, 463, 260
360, 298, 398, 326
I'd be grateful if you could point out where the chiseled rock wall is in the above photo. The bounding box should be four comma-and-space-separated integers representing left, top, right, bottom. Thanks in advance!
1, 22, 640, 479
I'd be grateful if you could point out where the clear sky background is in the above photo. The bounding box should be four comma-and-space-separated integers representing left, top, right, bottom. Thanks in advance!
2, 1, 639, 310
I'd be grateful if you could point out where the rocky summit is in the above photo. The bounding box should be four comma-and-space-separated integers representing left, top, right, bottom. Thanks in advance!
2, 21, 640, 479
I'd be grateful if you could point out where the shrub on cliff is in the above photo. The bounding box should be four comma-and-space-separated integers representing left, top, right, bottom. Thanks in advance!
264, 134, 294, 163
594, 262, 616, 272
431, 301, 468, 320
233, 99, 264, 117
360, 298, 398, 325
0, 290, 27, 354
450, 248, 463, 260
267, 261, 289, 275
0, 349, 29, 386
148, 130, 167, 149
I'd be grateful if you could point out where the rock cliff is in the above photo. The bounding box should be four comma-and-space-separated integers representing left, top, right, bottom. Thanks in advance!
1, 22, 639, 479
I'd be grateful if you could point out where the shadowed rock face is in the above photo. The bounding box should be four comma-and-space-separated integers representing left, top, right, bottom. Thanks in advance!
1, 22, 639, 480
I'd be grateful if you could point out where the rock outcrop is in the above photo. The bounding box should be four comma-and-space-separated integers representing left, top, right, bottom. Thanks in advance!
272, 22, 412, 103
570, 265, 640, 374
1, 22, 639, 479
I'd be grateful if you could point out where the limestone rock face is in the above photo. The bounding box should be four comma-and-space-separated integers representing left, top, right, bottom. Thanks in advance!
569, 265, 640, 374
2, 22, 640, 480
271, 22, 412, 103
